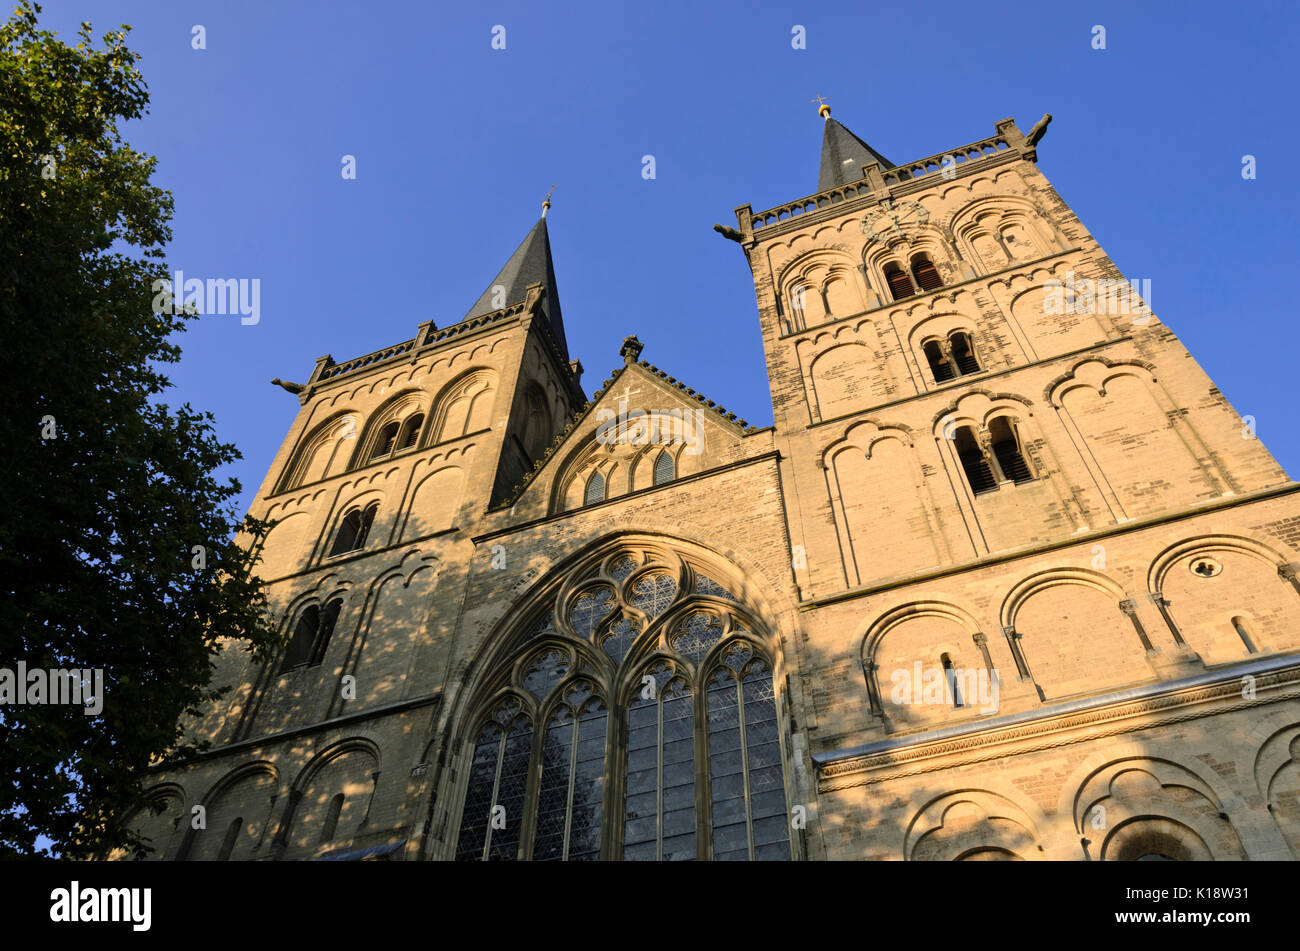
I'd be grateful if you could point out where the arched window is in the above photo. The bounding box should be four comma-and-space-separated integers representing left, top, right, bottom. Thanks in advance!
652, 450, 674, 486
941, 654, 963, 708
454, 700, 535, 861
397, 413, 424, 451
911, 254, 944, 292
924, 340, 956, 383
452, 549, 791, 861
280, 598, 343, 673
705, 644, 791, 861
884, 263, 915, 301
988, 417, 1033, 484
217, 818, 242, 861
328, 502, 379, 556
1232, 616, 1258, 653
370, 422, 400, 462
953, 426, 997, 494
950, 331, 980, 375
924, 332, 981, 385
585, 471, 606, 506
534, 682, 607, 861
434, 370, 495, 443
320, 794, 345, 844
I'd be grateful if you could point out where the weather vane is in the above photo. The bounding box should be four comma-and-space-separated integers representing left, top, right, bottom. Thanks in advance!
542, 183, 557, 217
809, 94, 832, 118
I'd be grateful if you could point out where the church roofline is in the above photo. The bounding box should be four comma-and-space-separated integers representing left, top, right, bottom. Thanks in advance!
492, 337, 762, 511
285, 282, 584, 407
734, 116, 1044, 243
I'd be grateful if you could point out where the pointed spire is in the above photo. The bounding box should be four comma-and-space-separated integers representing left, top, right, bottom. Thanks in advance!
463, 213, 568, 358
817, 110, 894, 193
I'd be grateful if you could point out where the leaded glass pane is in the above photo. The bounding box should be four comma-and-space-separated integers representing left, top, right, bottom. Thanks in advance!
671, 610, 724, 663
600, 616, 640, 663
533, 707, 573, 862
607, 554, 638, 581
585, 471, 605, 505
568, 585, 614, 640
694, 574, 737, 600
708, 671, 746, 859
660, 681, 695, 860
653, 450, 674, 486
631, 572, 678, 620
704, 653, 791, 860
623, 669, 695, 861
454, 723, 501, 861
568, 700, 607, 860
623, 693, 659, 861
721, 642, 753, 672
521, 648, 570, 699
486, 715, 532, 861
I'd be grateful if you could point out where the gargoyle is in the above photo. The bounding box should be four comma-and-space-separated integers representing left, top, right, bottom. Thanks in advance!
1026, 114, 1052, 147
713, 223, 744, 243
271, 377, 305, 394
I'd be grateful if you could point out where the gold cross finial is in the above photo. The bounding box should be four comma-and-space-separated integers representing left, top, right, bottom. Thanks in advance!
542, 183, 557, 217
809, 94, 832, 118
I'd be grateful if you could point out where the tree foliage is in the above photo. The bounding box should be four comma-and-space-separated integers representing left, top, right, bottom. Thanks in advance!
0, 1, 278, 859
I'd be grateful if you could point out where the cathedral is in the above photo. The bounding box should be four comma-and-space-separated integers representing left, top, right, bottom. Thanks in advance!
120, 104, 1300, 861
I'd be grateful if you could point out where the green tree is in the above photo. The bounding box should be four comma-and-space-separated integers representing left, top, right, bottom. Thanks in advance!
0, 2, 278, 859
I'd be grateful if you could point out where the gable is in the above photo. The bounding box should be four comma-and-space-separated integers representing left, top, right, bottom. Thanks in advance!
498, 360, 759, 517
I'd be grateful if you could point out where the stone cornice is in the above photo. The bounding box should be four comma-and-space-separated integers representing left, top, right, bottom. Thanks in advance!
799, 481, 1300, 610
813, 653, 1300, 792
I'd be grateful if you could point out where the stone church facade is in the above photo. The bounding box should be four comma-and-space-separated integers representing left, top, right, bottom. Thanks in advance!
119, 108, 1300, 861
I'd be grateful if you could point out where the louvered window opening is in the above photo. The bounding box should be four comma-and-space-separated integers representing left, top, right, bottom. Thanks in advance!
885, 267, 915, 301
912, 258, 944, 292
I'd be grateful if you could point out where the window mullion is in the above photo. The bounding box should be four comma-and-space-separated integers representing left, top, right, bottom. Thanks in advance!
482, 729, 507, 861
736, 675, 754, 860
561, 713, 579, 860
655, 694, 665, 862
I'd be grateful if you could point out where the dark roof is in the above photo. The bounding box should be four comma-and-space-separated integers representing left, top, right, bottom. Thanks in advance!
463, 216, 568, 359
818, 117, 894, 192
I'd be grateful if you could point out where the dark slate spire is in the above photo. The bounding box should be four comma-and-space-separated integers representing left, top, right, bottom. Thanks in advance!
817, 112, 894, 192
463, 213, 568, 358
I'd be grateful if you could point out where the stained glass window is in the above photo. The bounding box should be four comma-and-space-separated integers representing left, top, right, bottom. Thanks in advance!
568, 585, 614, 640
533, 682, 606, 861
608, 554, 638, 581
671, 611, 724, 664
521, 648, 570, 699
631, 572, 678, 620
653, 450, 674, 486
454, 702, 534, 861
624, 664, 696, 861
707, 649, 790, 861
695, 574, 737, 600
600, 616, 640, 664
454, 551, 791, 862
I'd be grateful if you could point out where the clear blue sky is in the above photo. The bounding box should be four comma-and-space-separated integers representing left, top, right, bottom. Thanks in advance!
38, 0, 1300, 513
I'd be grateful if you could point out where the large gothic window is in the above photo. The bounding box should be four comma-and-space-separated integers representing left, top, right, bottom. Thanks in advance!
451, 547, 793, 861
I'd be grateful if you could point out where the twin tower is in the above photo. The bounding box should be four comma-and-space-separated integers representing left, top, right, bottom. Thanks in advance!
119, 106, 1300, 862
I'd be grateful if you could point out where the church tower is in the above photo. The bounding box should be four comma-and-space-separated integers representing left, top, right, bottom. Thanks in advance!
728, 104, 1300, 859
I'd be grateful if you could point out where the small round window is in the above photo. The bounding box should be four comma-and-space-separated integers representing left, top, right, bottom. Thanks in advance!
1189, 557, 1222, 578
